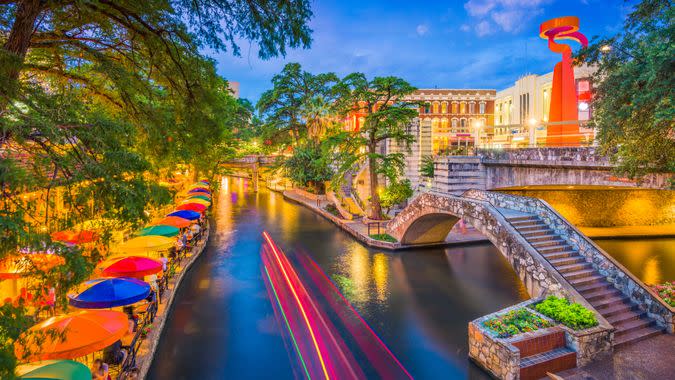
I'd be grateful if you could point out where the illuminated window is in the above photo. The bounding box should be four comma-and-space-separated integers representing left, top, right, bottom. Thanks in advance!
432, 102, 439, 113
441, 118, 449, 131
451, 102, 458, 113
441, 102, 448, 113
460, 102, 466, 114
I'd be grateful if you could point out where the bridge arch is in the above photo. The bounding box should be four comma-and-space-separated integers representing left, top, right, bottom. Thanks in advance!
399, 212, 460, 245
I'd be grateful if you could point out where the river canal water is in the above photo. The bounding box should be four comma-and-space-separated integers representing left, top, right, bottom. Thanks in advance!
147, 177, 674, 380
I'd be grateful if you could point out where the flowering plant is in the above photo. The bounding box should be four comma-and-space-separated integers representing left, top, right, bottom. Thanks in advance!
483, 308, 552, 338
650, 281, 675, 307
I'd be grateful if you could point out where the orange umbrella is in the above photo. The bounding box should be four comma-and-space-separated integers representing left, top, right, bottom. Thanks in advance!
0, 254, 65, 279
15, 310, 128, 362
51, 230, 98, 245
154, 216, 192, 228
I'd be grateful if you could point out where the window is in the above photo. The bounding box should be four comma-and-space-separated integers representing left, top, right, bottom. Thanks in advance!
432, 102, 439, 113
479, 102, 486, 114
441, 118, 449, 131
451, 119, 458, 129
424, 104, 431, 114
441, 102, 448, 113
451, 102, 458, 114
519, 93, 530, 123
460, 102, 466, 114
469, 102, 475, 114
460, 118, 466, 128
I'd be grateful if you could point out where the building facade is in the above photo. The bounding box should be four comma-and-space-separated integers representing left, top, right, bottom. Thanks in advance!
491, 65, 596, 147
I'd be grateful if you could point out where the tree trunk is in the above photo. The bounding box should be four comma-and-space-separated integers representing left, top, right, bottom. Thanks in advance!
367, 147, 382, 220
1, 0, 44, 110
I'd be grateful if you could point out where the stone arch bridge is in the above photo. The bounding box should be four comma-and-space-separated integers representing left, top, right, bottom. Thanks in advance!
387, 189, 673, 348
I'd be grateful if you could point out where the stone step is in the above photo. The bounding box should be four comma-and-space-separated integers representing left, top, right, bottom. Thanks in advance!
562, 268, 598, 281
543, 250, 580, 261
575, 281, 613, 295
548, 256, 587, 267
606, 309, 647, 325
521, 229, 556, 237
589, 293, 629, 310
519, 347, 577, 380
568, 274, 607, 287
516, 225, 550, 232
582, 287, 621, 302
527, 234, 561, 243
614, 317, 655, 337
598, 302, 636, 318
614, 325, 665, 349
508, 215, 538, 222
538, 244, 575, 254
531, 239, 567, 248
556, 262, 592, 274
511, 220, 546, 227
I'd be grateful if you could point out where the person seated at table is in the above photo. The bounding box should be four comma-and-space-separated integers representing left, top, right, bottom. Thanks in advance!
91, 358, 109, 380
190, 223, 201, 240
102, 339, 128, 366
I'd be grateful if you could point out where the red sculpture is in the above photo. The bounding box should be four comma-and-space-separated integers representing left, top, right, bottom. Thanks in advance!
540, 17, 588, 146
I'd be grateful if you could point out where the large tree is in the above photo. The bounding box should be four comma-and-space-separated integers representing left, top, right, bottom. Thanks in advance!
578, 0, 674, 179
331, 74, 418, 220
257, 63, 339, 147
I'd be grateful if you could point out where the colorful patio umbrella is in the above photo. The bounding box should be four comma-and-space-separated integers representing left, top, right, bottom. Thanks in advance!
186, 193, 211, 201
190, 182, 210, 189
181, 198, 210, 206
15, 310, 128, 361
100, 256, 163, 278
154, 216, 192, 228
188, 188, 210, 195
68, 277, 151, 309
51, 230, 98, 245
116, 235, 175, 254
167, 210, 200, 220
136, 225, 180, 237
16, 360, 91, 380
0, 254, 65, 279
176, 203, 207, 213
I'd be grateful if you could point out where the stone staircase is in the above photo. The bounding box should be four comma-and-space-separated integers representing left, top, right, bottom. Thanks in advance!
506, 213, 666, 348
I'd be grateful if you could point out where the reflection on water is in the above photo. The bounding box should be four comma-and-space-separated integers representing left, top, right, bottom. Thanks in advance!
148, 177, 673, 379
594, 238, 675, 284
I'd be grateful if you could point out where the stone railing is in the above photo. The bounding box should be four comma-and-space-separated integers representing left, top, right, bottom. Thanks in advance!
477, 147, 610, 166
326, 190, 354, 220
464, 189, 675, 333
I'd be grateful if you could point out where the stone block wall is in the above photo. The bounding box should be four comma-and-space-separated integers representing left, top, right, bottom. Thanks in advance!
560, 325, 613, 366
466, 189, 674, 333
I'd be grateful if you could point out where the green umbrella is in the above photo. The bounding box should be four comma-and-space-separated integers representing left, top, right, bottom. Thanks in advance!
16, 360, 91, 380
187, 195, 211, 202
136, 225, 180, 237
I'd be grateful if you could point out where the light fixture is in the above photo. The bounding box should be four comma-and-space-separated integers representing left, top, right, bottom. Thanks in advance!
578, 102, 589, 111
600, 45, 612, 53
528, 118, 538, 127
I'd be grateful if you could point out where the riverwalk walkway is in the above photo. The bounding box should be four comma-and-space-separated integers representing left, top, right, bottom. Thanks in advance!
281, 188, 487, 250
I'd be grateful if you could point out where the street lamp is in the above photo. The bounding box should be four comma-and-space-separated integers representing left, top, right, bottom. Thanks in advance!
600, 44, 612, 53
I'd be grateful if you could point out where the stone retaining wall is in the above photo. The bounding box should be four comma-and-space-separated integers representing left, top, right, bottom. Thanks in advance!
465, 189, 674, 333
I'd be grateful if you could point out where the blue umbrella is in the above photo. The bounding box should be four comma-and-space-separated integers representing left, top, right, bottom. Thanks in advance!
68, 277, 151, 309
167, 210, 200, 220
188, 188, 211, 194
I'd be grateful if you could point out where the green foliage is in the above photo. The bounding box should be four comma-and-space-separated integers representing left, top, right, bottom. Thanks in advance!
329, 73, 419, 220
578, 0, 674, 179
483, 308, 553, 338
283, 141, 333, 193
369, 233, 398, 243
534, 296, 598, 330
420, 155, 435, 178
379, 179, 413, 211
324, 203, 341, 217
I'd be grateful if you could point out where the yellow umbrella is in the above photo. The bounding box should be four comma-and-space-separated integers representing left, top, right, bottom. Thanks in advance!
188, 183, 210, 190
180, 198, 210, 206
115, 236, 175, 255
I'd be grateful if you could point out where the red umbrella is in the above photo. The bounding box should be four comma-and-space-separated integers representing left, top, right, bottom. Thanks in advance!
176, 203, 207, 213
100, 256, 163, 278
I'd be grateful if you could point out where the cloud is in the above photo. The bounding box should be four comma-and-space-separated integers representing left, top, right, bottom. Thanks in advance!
463, 0, 550, 36
416, 24, 429, 36
460, 24, 471, 32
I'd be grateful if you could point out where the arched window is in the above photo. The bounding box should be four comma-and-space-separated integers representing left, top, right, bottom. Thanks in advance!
469, 118, 474, 128
460, 118, 466, 129
441, 102, 448, 113
469, 102, 475, 114
431, 118, 440, 130
479, 102, 486, 114
451, 118, 458, 129
441, 118, 449, 131
460, 102, 466, 114
451, 102, 458, 114
432, 102, 439, 113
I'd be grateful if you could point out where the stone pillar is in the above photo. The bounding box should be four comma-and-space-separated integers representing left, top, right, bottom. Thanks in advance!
252, 162, 259, 192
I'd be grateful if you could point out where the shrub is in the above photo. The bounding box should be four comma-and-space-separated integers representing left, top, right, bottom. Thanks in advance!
482, 308, 552, 338
650, 281, 675, 307
324, 204, 341, 217
369, 233, 397, 243
534, 296, 598, 330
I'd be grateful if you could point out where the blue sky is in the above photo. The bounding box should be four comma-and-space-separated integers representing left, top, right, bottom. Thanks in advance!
209, 0, 634, 102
